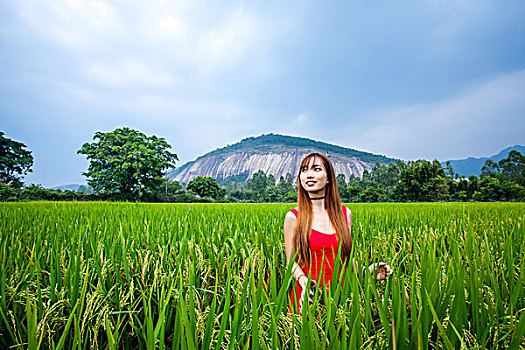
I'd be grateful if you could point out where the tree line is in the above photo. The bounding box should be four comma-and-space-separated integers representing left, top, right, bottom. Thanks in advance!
1, 128, 524, 202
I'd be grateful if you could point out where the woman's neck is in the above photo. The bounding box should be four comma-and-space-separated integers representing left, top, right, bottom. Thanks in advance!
311, 199, 325, 211
309, 189, 326, 211
310, 194, 326, 211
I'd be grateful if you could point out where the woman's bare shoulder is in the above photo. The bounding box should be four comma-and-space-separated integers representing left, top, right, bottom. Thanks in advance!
285, 208, 298, 221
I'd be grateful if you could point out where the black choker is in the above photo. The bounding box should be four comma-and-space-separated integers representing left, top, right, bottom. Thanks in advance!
310, 196, 325, 200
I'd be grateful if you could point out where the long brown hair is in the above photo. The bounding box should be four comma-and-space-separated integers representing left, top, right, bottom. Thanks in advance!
292, 153, 352, 266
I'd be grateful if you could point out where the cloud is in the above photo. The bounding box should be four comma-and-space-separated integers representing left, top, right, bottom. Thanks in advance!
16, 0, 124, 51
140, 14, 186, 41
349, 69, 525, 160
198, 7, 258, 63
295, 113, 308, 123
86, 60, 177, 88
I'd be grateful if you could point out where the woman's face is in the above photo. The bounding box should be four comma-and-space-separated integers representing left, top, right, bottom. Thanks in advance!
299, 157, 329, 195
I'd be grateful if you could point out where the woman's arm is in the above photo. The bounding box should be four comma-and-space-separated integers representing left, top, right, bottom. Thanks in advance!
283, 211, 309, 287
284, 211, 317, 310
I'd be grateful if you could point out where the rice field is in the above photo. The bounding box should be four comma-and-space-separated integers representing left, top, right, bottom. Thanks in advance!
0, 202, 524, 349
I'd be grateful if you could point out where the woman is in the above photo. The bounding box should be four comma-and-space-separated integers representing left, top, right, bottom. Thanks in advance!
284, 153, 392, 313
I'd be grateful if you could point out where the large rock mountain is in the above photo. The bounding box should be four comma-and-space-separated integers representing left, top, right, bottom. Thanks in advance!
172, 134, 397, 184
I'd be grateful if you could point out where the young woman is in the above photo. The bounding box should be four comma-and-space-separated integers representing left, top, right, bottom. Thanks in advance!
284, 153, 392, 313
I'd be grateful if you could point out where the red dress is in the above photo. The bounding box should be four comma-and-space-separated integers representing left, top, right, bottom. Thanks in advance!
289, 206, 350, 313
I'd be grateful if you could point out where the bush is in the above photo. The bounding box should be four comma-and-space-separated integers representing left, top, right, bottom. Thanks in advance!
0, 183, 17, 201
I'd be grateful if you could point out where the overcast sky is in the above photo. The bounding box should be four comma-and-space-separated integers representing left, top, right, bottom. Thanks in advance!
1, 0, 524, 187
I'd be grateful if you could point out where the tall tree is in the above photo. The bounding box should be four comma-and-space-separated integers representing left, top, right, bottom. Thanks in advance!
187, 176, 222, 199
0, 131, 33, 187
496, 150, 525, 186
77, 127, 178, 200
481, 150, 525, 186
278, 173, 294, 194
336, 174, 351, 202
394, 159, 448, 201
246, 170, 268, 196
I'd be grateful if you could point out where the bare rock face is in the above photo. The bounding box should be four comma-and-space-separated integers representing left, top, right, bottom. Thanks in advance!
173, 148, 376, 184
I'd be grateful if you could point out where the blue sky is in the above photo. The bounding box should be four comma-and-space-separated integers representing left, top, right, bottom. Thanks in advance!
1, 0, 524, 187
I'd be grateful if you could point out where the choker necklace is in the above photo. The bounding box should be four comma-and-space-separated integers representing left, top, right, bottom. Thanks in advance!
310, 196, 326, 200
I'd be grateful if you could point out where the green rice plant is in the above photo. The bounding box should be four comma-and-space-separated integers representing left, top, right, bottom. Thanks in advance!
0, 202, 523, 349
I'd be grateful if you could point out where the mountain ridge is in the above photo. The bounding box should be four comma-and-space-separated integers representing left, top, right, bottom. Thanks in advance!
172, 133, 398, 184
441, 145, 525, 176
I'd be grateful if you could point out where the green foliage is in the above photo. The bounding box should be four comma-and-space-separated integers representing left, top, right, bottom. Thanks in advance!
246, 170, 270, 194
474, 177, 525, 201
370, 161, 403, 193
0, 202, 523, 348
0, 131, 33, 187
0, 183, 17, 201
359, 186, 386, 202
187, 176, 222, 199
263, 185, 281, 202
336, 174, 351, 202
482, 150, 525, 186
394, 159, 449, 201
346, 185, 361, 201
238, 171, 296, 202
278, 173, 294, 194
17, 184, 86, 201
169, 150, 525, 204
284, 191, 297, 202
77, 127, 178, 201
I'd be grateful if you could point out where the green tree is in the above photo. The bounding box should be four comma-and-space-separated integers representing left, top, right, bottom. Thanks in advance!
264, 184, 282, 202
467, 175, 480, 197
246, 170, 268, 193
359, 186, 386, 202
480, 159, 500, 179
336, 174, 351, 202
394, 159, 449, 201
0, 183, 17, 201
346, 185, 360, 202
475, 176, 525, 201
278, 173, 294, 194
77, 127, 178, 201
187, 176, 222, 199
246, 170, 272, 201
495, 150, 525, 186
370, 161, 402, 194
0, 131, 33, 187
284, 191, 297, 203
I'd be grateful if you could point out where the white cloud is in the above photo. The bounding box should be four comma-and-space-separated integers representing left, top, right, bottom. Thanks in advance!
140, 14, 186, 41
295, 113, 308, 123
17, 0, 124, 51
349, 69, 525, 160
12, 1, 277, 82
198, 6, 264, 68
86, 60, 176, 88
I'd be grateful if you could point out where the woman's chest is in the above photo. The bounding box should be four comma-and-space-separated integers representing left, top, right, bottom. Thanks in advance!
309, 230, 339, 253
310, 211, 335, 234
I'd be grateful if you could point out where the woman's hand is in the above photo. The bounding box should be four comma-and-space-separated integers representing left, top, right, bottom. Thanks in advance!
298, 276, 317, 312
367, 262, 393, 280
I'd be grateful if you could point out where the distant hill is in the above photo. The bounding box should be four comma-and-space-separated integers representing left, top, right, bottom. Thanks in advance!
172, 133, 398, 184
50, 184, 82, 191
442, 145, 525, 176
50, 184, 92, 194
